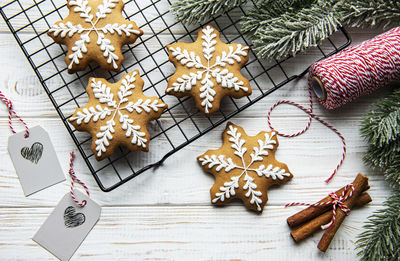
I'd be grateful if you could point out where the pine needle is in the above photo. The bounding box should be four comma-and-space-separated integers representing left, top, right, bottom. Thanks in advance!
356, 191, 400, 261
241, 0, 341, 60
360, 87, 400, 188
171, 0, 248, 25
335, 0, 400, 28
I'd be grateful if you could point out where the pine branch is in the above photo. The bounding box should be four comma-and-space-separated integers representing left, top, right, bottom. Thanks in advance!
356, 190, 400, 261
385, 157, 400, 189
360, 88, 400, 149
171, 0, 248, 25
363, 139, 400, 170
241, 0, 341, 60
360, 87, 400, 188
335, 0, 400, 29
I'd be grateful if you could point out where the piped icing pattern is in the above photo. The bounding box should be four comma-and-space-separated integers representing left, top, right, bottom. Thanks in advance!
48, 0, 143, 73
167, 25, 251, 117
198, 122, 293, 212
69, 70, 167, 160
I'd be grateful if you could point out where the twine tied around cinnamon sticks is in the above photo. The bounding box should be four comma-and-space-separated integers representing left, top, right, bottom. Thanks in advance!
285, 184, 354, 230
285, 173, 371, 252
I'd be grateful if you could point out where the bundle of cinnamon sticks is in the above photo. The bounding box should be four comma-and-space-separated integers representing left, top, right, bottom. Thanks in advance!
287, 173, 372, 252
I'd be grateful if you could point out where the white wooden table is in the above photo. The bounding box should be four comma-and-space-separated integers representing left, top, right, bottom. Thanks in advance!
0, 3, 392, 259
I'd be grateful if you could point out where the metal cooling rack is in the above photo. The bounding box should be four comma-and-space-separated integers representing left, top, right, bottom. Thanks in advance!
0, 0, 351, 191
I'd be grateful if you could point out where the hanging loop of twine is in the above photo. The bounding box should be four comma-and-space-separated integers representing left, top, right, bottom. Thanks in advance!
68, 151, 90, 207
0, 90, 29, 138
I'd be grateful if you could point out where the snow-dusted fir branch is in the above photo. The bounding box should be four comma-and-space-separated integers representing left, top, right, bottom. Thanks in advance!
356, 87, 400, 260
361, 88, 400, 188
171, 0, 248, 24
356, 191, 400, 261
336, 0, 400, 29
241, 0, 341, 60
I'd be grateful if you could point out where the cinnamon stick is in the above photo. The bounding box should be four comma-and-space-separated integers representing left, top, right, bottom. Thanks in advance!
287, 183, 370, 228
317, 173, 369, 252
290, 192, 372, 243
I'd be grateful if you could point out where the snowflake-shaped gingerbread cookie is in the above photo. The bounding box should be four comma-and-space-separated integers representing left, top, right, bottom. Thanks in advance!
69, 70, 167, 160
167, 25, 251, 117
48, 0, 143, 73
198, 122, 293, 212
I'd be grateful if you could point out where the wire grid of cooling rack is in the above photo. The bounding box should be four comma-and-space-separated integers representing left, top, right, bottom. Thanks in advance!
0, 0, 351, 192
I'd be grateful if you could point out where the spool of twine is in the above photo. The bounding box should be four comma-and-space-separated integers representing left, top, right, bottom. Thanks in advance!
309, 26, 400, 109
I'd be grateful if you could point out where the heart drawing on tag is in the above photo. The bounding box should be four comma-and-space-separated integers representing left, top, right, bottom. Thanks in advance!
20, 142, 43, 164
64, 206, 85, 228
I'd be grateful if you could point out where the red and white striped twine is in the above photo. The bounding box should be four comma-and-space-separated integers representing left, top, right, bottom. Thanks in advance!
310, 26, 400, 110
0, 90, 29, 138
267, 86, 346, 183
268, 26, 400, 183
68, 151, 90, 207
285, 184, 354, 230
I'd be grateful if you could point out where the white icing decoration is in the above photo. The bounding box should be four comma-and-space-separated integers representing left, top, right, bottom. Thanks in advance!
70, 72, 165, 157
198, 125, 290, 211
48, 0, 141, 70
168, 25, 249, 113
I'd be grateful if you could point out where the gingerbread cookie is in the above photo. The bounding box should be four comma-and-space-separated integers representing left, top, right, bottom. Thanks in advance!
48, 0, 143, 73
198, 122, 293, 213
69, 70, 167, 160
167, 25, 251, 117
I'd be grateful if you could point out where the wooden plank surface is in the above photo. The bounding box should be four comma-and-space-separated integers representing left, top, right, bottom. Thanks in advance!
0, 0, 393, 259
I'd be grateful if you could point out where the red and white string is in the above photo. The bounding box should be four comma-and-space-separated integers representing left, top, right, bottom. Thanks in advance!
268, 27, 400, 183
310, 26, 400, 110
285, 184, 355, 230
68, 151, 90, 207
267, 86, 346, 183
0, 90, 30, 138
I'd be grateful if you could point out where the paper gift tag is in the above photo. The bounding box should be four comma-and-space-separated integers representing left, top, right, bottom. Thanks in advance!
33, 191, 101, 261
8, 125, 65, 196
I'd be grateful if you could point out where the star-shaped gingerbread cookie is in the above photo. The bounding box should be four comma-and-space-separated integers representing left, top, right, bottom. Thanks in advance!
198, 122, 293, 213
48, 0, 143, 73
167, 25, 251, 117
69, 70, 167, 161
